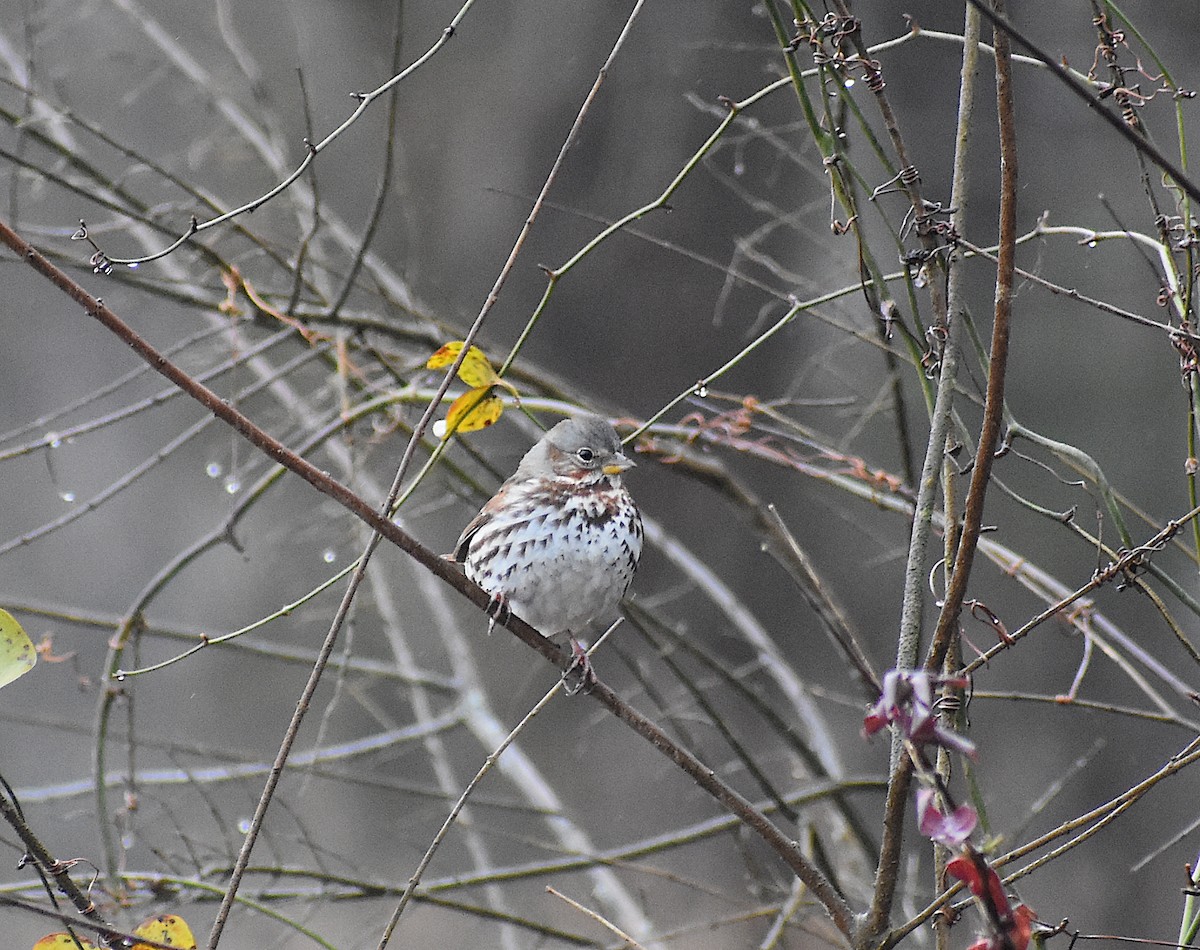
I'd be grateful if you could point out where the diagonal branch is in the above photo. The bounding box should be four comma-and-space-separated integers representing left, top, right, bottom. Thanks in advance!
963, 0, 1200, 205
0, 215, 857, 940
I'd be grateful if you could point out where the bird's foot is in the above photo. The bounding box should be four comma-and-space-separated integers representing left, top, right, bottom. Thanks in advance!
560, 636, 596, 696
483, 592, 510, 634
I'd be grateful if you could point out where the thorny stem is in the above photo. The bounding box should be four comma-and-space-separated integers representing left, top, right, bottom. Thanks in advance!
934, 13, 982, 949
827, 0, 950, 329
895, 19, 1018, 947
889, 39, 1019, 949
1189, 375, 1200, 566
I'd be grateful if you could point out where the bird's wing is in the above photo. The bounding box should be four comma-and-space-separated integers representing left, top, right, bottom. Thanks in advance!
452, 479, 542, 563
452, 505, 490, 563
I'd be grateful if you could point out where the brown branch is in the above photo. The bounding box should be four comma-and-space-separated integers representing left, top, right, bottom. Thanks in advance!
859, 6, 1015, 947
0, 215, 856, 940
880, 35, 1018, 945
925, 0, 1018, 675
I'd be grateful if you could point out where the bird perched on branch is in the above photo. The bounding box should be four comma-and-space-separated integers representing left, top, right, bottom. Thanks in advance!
452, 413, 643, 689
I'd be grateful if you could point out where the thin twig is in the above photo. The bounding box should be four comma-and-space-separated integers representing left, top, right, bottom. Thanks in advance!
205, 525, 380, 948
326, 9, 405, 319
546, 885, 650, 950
884, 736, 1200, 948
0, 782, 116, 941
0, 214, 856, 941
378, 625, 619, 948
961, 502, 1200, 675
962, 0, 1200, 205
96, 0, 481, 267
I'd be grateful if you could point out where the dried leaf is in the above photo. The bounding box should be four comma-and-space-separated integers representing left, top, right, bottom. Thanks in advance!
946, 854, 1011, 916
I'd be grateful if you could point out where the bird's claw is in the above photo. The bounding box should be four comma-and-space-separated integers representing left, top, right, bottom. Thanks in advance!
560, 637, 596, 696
484, 593, 510, 634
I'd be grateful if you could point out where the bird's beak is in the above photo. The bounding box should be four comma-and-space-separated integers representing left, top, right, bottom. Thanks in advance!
603, 453, 635, 476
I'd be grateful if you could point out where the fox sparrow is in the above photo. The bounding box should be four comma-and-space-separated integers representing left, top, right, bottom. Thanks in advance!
452, 414, 643, 679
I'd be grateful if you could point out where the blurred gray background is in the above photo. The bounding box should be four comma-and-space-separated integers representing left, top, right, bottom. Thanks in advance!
3, 1, 1200, 947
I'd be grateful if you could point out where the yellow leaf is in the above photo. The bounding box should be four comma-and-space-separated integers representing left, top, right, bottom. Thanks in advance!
33, 935, 99, 950
0, 608, 35, 689
425, 341, 465, 369
436, 388, 505, 438
132, 914, 196, 949
426, 342, 502, 389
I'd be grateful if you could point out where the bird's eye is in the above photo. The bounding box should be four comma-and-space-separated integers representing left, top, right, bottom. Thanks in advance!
576, 447, 595, 464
